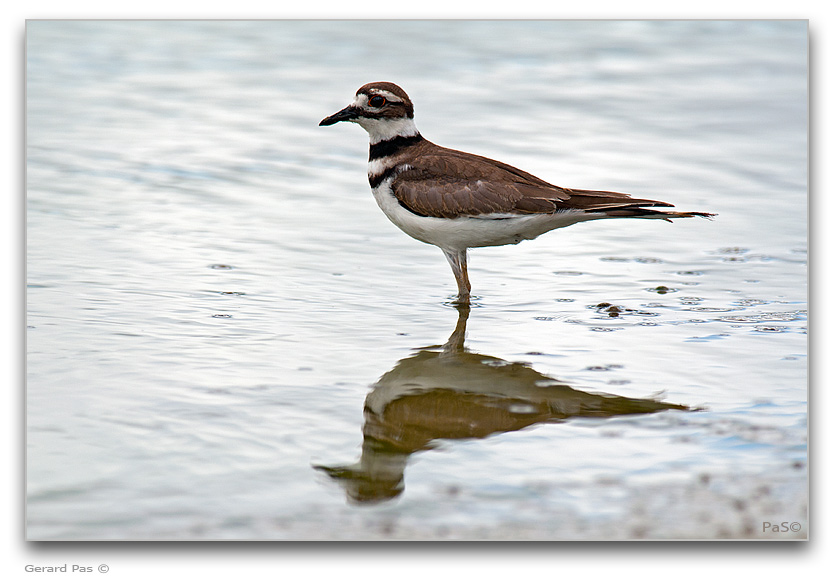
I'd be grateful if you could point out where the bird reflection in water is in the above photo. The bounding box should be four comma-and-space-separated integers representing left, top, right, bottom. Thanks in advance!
315, 305, 689, 505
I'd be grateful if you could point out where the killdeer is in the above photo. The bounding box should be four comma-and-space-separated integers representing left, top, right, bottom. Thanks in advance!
320, 82, 714, 304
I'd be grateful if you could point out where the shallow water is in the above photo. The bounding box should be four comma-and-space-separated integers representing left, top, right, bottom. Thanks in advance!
26, 20, 807, 540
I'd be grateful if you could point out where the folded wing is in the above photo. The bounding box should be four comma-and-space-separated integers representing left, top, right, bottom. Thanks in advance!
390, 146, 691, 219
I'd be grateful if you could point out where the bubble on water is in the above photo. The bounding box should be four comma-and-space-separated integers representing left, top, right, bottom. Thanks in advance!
720, 315, 758, 323
719, 312, 805, 323
534, 379, 563, 388
586, 364, 623, 371
735, 298, 768, 306
754, 325, 787, 333
508, 403, 539, 415
481, 359, 512, 367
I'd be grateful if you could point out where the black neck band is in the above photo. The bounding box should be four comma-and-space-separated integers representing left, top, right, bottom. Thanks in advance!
368, 133, 423, 161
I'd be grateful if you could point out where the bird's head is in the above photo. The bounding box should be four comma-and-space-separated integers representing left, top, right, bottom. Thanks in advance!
319, 82, 419, 144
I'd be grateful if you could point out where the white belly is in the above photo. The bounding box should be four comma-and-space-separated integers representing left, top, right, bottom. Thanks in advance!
371, 179, 596, 252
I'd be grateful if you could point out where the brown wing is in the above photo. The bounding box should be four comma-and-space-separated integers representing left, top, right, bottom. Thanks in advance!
390, 146, 675, 219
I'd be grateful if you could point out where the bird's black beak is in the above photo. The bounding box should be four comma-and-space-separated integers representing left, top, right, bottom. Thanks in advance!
319, 105, 359, 126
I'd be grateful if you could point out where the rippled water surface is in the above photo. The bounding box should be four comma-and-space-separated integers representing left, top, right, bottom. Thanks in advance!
26, 20, 807, 540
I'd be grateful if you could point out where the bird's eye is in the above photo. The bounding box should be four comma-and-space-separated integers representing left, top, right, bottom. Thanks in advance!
369, 95, 386, 108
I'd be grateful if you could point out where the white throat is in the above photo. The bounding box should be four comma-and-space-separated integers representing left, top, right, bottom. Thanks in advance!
356, 116, 420, 144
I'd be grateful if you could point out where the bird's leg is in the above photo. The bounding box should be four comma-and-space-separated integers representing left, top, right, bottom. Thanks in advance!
459, 250, 471, 301
443, 249, 471, 304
